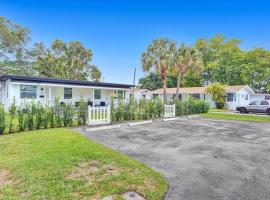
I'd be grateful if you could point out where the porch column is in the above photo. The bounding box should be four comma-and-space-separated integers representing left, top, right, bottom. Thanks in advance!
92, 89, 95, 106
48, 86, 52, 105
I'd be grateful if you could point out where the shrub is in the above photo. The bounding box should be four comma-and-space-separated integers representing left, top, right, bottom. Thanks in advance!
8, 98, 17, 133
17, 107, 26, 132
48, 106, 55, 128
77, 97, 88, 125
205, 83, 226, 109
0, 104, 6, 134
54, 98, 62, 127
43, 106, 50, 129
175, 98, 210, 116
24, 101, 36, 131
62, 103, 74, 127
35, 103, 45, 129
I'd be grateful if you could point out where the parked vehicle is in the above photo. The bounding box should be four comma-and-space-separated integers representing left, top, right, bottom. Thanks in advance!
236, 100, 270, 115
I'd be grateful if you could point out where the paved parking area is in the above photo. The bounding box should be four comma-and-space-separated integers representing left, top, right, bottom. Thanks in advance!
78, 117, 270, 200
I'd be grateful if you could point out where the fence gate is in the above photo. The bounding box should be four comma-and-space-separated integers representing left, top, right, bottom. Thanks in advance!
88, 105, 111, 125
164, 104, 176, 118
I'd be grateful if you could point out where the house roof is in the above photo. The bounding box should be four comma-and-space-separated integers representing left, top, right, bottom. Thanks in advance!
132, 88, 150, 93
0, 74, 133, 89
147, 85, 254, 94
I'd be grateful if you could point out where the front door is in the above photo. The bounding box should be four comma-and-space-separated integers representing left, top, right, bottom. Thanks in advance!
38, 86, 47, 105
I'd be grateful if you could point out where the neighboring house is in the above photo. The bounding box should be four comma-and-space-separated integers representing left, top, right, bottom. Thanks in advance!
131, 88, 150, 101
0, 75, 132, 111
143, 85, 255, 110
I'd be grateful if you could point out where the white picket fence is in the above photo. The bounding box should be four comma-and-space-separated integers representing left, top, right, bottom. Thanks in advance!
88, 105, 111, 125
164, 104, 176, 118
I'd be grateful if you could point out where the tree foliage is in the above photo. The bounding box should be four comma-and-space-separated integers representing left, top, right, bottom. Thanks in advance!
141, 38, 176, 102
31, 40, 98, 80
195, 34, 270, 93
0, 16, 102, 81
0, 16, 34, 75
205, 82, 226, 109
138, 72, 177, 90
172, 43, 203, 98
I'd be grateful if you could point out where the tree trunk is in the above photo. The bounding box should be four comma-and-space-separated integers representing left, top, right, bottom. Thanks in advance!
175, 65, 182, 100
161, 68, 167, 104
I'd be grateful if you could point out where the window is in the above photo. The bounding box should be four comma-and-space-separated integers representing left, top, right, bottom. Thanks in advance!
117, 90, 125, 100
152, 94, 159, 98
20, 85, 37, 99
191, 93, 200, 100
226, 93, 235, 102
173, 94, 182, 100
260, 101, 269, 105
249, 101, 259, 105
94, 89, 101, 99
245, 94, 248, 100
64, 88, 72, 99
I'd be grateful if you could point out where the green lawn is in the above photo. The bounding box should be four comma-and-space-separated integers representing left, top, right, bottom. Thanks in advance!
208, 108, 230, 113
201, 112, 270, 122
0, 129, 167, 200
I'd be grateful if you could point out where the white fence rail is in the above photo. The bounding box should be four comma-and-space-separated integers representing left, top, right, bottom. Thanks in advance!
164, 104, 176, 118
88, 105, 111, 125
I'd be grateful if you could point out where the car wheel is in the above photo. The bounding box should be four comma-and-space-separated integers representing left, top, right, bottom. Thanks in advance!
266, 108, 270, 115
239, 107, 247, 113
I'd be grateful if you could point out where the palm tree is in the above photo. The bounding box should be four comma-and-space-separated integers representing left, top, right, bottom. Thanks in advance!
173, 43, 203, 99
141, 38, 176, 103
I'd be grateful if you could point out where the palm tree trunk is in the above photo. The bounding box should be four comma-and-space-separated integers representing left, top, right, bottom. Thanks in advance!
162, 68, 167, 104
176, 71, 181, 100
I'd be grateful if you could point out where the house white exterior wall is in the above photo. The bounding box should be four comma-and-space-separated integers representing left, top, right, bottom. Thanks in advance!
142, 86, 255, 110
0, 79, 130, 111
250, 94, 270, 102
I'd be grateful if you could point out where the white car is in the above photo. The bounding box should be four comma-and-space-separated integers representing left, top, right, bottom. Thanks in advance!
236, 100, 270, 115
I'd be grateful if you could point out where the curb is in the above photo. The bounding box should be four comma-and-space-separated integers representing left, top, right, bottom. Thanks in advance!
128, 120, 153, 127
86, 124, 121, 132
162, 117, 179, 121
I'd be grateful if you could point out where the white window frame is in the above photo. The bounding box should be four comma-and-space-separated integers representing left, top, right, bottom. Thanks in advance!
227, 93, 235, 102
64, 88, 72, 99
20, 85, 37, 99
94, 89, 101, 100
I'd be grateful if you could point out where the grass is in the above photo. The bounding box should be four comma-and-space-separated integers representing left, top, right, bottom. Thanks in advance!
201, 112, 270, 122
0, 129, 168, 200
209, 108, 230, 113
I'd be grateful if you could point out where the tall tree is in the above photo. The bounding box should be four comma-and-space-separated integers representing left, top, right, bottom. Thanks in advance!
173, 43, 203, 99
31, 40, 101, 80
141, 38, 176, 103
139, 72, 177, 90
0, 16, 34, 75
88, 64, 102, 82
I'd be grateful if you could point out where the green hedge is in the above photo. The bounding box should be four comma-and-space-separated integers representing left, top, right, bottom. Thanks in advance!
175, 98, 210, 116
0, 97, 210, 134
0, 98, 88, 134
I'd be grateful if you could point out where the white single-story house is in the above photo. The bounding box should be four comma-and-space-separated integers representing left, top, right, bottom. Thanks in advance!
0, 75, 132, 111
143, 85, 256, 110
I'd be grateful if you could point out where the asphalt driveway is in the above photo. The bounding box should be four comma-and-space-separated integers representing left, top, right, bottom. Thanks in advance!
77, 117, 270, 200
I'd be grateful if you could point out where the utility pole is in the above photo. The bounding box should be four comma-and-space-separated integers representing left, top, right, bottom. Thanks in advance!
132, 67, 136, 94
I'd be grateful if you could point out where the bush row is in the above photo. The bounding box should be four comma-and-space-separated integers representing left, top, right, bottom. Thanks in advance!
175, 98, 210, 116
0, 98, 88, 134
110, 97, 210, 122
0, 97, 210, 134
111, 98, 164, 122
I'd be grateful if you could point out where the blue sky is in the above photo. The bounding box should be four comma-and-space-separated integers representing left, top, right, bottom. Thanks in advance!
1, 0, 270, 84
